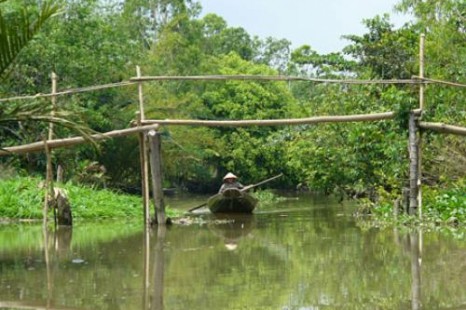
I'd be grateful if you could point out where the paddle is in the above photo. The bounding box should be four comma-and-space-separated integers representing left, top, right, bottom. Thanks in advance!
187, 173, 283, 213
187, 202, 208, 213
240, 173, 283, 192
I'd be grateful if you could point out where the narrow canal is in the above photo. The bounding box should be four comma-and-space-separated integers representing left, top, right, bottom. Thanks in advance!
1, 194, 465, 309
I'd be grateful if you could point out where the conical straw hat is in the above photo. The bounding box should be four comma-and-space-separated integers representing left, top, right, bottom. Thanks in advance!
223, 172, 237, 180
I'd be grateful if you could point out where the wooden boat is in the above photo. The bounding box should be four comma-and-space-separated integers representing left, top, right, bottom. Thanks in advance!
207, 188, 258, 214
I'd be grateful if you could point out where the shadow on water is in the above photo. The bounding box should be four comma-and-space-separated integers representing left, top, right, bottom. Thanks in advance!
1, 194, 466, 309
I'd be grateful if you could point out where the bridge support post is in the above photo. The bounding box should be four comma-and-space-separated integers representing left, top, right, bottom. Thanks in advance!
148, 130, 167, 225
408, 111, 420, 215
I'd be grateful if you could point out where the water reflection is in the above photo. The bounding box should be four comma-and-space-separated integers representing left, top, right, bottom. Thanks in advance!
395, 229, 422, 310
151, 225, 166, 310
1, 197, 466, 309
410, 231, 422, 310
208, 214, 256, 251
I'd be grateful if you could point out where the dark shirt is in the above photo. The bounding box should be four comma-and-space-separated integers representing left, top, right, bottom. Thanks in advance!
219, 181, 244, 193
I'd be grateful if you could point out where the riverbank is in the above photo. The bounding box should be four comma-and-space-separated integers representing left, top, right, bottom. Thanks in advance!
0, 176, 182, 221
356, 180, 466, 232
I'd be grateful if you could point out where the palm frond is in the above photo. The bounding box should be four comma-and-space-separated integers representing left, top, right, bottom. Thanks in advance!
0, 1, 59, 77
0, 99, 98, 148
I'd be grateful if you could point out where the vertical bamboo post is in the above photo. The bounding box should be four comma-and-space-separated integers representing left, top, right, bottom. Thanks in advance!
417, 34, 426, 218
136, 66, 151, 226
419, 34, 425, 110
43, 139, 51, 226
44, 72, 57, 227
48, 72, 57, 141
408, 111, 419, 215
148, 130, 166, 225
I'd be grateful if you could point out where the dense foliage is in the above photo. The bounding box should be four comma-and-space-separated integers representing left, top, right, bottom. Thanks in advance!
0, 0, 464, 221
0, 176, 181, 219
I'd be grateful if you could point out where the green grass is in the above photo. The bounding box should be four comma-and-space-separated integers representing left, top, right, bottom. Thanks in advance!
0, 176, 181, 220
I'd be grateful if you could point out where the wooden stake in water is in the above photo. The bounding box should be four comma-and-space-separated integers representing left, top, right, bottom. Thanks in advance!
148, 130, 166, 225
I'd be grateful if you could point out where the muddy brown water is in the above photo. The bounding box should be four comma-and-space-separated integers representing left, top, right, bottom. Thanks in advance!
1, 193, 465, 309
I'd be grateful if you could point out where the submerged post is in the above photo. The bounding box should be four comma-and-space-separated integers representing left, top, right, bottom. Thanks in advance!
148, 130, 166, 225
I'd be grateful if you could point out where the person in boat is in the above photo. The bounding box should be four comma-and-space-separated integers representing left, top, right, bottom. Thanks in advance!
219, 172, 244, 193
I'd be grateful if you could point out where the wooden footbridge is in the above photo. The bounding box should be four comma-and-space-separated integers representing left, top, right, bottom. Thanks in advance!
1, 35, 465, 226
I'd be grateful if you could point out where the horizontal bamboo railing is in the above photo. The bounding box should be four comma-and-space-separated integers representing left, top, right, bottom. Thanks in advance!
2, 74, 465, 103
419, 122, 466, 136
3, 113, 466, 156
140, 112, 395, 127
129, 75, 420, 85
0, 124, 159, 156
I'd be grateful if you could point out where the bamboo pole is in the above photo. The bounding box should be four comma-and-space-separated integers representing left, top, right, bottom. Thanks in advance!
408, 112, 419, 215
419, 122, 466, 136
0, 113, 393, 156
136, 66, 151, 226
3, 75, 465, 104
147, 130, 166, 225
137, 66, 146, 119
130, 74, 418, 85
412, 76, 466, 88
419, 35, 425, 111
137, 112, 151, 227
0, 124, 160, 156
43, 139, 52, 226
0, 301, 80, 310
141, 111, 395, 127
44, 72, 57, 227
417, 34, 425, 218
48, 72, 57, 140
